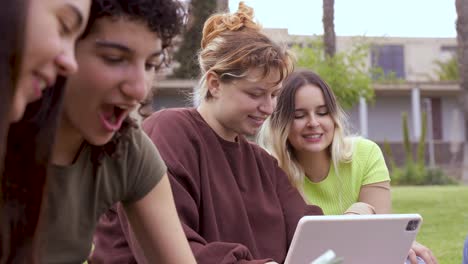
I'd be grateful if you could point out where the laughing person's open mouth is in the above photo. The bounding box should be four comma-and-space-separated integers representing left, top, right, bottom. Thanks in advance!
99, 104, 129, 131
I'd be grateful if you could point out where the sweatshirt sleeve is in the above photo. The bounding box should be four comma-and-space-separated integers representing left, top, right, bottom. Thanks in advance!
143, 111, 273, 264
91, 110, 274, 264
274, 162, 323, 244
167, 171, 273, 264
90, 204, 147, 264
91, 178, 272, 264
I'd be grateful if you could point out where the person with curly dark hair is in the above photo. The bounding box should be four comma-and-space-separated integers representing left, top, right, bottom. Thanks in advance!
91, 2, 323, 264
29, 0, 196, 262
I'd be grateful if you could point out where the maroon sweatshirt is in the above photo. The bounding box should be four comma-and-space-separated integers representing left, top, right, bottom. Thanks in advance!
91, 108, 323, 264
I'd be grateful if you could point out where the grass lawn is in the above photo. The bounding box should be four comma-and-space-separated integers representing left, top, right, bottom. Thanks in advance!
392, 186, 468, 263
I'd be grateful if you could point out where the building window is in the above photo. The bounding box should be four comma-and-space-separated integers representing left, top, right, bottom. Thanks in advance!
371, 45, 405, 79
440, 45, 457, 54
429, 97, 442, 141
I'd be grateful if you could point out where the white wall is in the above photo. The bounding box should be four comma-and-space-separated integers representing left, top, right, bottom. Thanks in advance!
348, 96, 415, 142
441, 97, 465, 142
347, 95, 466, 144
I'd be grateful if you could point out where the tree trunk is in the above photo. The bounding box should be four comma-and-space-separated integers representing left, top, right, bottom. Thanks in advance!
456, 0, 468, 182
216, 0, 229, 12
322, 0, 336, 57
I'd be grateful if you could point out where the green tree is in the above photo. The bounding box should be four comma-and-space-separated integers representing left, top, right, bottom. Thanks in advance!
171, 0, 217, 79
293, 40, 374, 109
216, 0, 228, 12
301, 0, 374, 109
434, 56, 459, 81
386, 111, 456, 185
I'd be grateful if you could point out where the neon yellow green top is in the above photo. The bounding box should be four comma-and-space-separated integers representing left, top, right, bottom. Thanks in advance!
302, 137, 390, 215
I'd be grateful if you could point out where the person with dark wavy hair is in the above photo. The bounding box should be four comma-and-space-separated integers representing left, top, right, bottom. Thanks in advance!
18, 0, 196, 263
1, 0, 90, 262
0, 1, 23, 177
92, 2, 323, 264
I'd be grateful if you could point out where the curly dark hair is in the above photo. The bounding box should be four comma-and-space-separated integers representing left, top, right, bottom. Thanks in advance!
82, 0, 185, 49
80, 0, 186, 172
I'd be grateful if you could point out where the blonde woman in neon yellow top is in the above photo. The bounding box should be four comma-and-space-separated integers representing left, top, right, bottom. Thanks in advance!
301, 136, 390, 215
258, 70, 438, 264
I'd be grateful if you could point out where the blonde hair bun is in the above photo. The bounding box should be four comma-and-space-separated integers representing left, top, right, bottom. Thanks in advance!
201, 1, 261, 48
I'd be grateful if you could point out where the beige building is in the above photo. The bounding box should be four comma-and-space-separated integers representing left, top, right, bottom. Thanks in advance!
264, 28, 456, 82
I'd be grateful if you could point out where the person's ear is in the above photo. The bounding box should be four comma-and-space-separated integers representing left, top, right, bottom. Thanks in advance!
206, 71, 222, 98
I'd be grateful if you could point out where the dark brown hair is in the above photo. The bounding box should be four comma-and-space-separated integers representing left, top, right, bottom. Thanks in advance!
0, 1, 25, 176
2, 78, 66, 263
0, 0, 27, 262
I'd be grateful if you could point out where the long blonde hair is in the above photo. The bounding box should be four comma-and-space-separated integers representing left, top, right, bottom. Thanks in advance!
258, 70, 354, 193
194, 2, 293, 105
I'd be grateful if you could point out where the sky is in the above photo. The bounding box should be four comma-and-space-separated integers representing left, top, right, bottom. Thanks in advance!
228, 0, 456, 38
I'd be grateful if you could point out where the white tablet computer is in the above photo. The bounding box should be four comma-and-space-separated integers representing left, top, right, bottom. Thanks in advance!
284, 214, 422, 264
